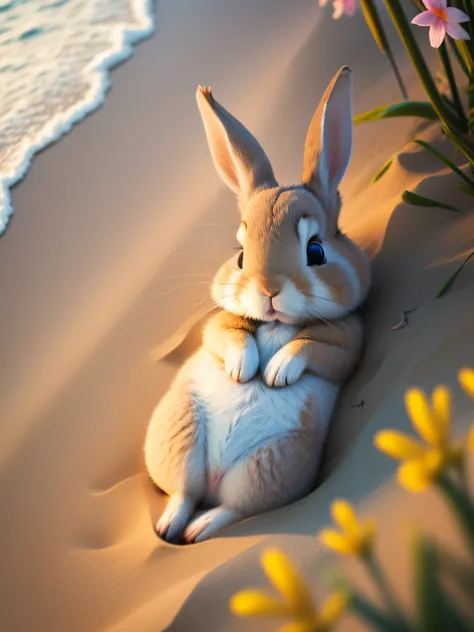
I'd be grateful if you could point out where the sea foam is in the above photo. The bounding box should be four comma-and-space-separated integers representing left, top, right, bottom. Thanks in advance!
0, 0, 155, 235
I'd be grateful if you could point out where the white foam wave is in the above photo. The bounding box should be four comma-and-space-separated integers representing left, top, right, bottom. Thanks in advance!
0, 0, 155, 235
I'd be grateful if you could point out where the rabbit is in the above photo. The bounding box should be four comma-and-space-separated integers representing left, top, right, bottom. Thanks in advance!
144, 66, 371, 544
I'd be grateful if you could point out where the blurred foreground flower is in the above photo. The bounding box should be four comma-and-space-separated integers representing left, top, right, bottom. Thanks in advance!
458, 368, 474, 451
375, 386, 464, 492
230, 548, 348, 631
319, 500, 375, 557
411, 0, 470, 49
459, 367, 474, 401
320, 500, 408, 626
319, 0, 356, 19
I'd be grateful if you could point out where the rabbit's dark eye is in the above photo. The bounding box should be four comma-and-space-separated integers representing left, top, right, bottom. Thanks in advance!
237, 250, 244, 269
307, 240, 326, 266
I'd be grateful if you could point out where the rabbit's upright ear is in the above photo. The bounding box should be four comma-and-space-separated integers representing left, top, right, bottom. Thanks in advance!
196, 86, 277, 207
302, 67, 353, 208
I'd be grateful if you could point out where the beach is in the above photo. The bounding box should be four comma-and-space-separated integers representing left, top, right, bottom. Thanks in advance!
1, 0, 474, 630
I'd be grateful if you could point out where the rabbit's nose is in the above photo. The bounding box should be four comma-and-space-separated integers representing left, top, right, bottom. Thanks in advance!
257, 280, 280, 298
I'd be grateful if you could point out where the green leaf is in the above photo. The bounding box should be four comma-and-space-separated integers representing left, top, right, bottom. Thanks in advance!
414, 140, 474, 186
402, 190, 461, 213
437, 545, 474, 600
468, 72, 474, 134
414, 536, 472, 632
359, 0, 408, 100
438, 44, 469, 130
437, 250, 474, 298
360, 0, 388, 53
334, 578, 411, 631
440, 94, 458, 119
372, 156, 395, 183
454, 40, 473, 74
449, 38, 470, 77
436, 476, 474, 549
349, 593, 409, 632
456, 183, 474, 196
354, 101, 438, 125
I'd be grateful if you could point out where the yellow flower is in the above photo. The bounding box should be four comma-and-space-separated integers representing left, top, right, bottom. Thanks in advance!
458, 368, 474, 451
458, 367, 474, 400
230, 548, 348, 632
375, 386, 464, 492
319, 500, 375, 557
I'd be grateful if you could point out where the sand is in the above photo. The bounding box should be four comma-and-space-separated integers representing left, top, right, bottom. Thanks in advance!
1, 0, 474, 630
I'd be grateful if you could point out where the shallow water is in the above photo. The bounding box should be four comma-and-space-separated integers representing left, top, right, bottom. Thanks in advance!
0, 0, 155, 234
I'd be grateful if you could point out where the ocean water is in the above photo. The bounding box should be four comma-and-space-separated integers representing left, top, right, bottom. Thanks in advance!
0, 0, 155, 235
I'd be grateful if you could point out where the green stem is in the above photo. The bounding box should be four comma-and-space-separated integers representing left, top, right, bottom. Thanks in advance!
410, 0, 424, 12
455, 39, 474, 75
364, 551, 411, 631
460, 0, 474, 59
468, 74, 474, 134
384, 0, 474, 164
384, 0, 449, 118
438, 43, 468, 129
448, 38, 470, 78
436, 474, 474, 553
457, 456, 469, 496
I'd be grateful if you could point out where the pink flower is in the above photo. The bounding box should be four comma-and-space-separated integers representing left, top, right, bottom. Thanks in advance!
319, 0, 356, 19
411, 0, 470, 49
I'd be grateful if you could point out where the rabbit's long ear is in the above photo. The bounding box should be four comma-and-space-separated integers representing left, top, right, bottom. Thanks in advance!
302, 67, 353, 207
196, 86, 277, 206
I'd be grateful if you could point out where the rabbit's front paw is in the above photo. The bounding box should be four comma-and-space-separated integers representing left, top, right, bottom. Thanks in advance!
225, 337, 259, 383
264, 349, 306, 387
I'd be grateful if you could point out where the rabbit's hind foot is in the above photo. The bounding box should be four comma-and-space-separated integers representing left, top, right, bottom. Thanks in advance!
156, 493, 196, 543
183, 506, 241, 544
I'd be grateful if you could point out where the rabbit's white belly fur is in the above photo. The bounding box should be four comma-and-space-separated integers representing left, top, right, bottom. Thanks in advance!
188, 322, 339, 483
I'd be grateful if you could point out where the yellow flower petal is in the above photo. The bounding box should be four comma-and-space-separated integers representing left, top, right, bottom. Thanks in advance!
459, 368, 474, 400
320, 591, 349, 624
431, 386, 451, 443
319, 529, 359, 556
468, 425, 474, 452
424, 449, 444, 472
330, 500, 358, 534
374, 430, 426, 461
397, 460, 433, 493
230, 590, 290, 618
261, 548, 314, 614
405, 388, 441, 445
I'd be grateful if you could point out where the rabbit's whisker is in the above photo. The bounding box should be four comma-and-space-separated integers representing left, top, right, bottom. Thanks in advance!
172, 252, 250, 282
155, 280, 246, 301
158, 273, 212, 282
154, 282, 213, 301
310, 294, 338, 304
190, 291, 239, 311
193, 222, 239, 232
